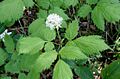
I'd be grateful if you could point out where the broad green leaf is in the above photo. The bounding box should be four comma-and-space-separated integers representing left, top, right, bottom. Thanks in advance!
99, 0, 119, 3
18, 37, 45, 54
50, 0, 63, 7
0, 48, 8, 66
4, 35, 14, 53
45, 42, 54, 51
74, 66, 94, 79
33, 51, 57, 72
22, 0, 34, 8
0, 0, 24, 23
49, 7, 69, 20
53, 59, 73, 79
102, 60, 120, 79
37, 9, 47, 19
60, 46, 88, 60
100, 3, 120, 23
0, 77, 11, 79
36, 0, 50, 9
19, 52, 40, 71
92, 6, 105, 31
77, 4, 92, 18
86, 0, 98, 4
26, 69, 40, 79
92, 2, 120, 31
63, 0, 78, 8
66, 35, 110, 56
65, 20, 78, 40
18, 73, 27, 79
29, 19, 56, 41
5, 60, 20, 73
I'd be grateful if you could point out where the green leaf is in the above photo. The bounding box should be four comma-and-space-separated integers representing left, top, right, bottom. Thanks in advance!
0, 77, 11, 79
28, 19, 56, 41
100, 3, 120, 23
18, 37, 45, 54
19, 52, 39, 71
65, 20, 78, 40
0, 0, 24, 23
66, 35, 110, 56
18, 73, 27, 79
102, 60, 120, 79
63, 0, 78, 8
53, 59, 73, 79
86, 0, 98, 4
99, 0, 119, 3
0, 48, 8, 66
50, 0, 63, 7
36, 0, 50, 9
92, 6, 105, 31
74, 66, 94, 79
33, 51, 57, 72
77, 4, 92, 18
22, 0, 34, 8
92, 2, 120, 31
37, 9, 48, 19
49, 7, 69, 20
26, 69, 40, 79
45, 42, 54, 52
5, 60, 20, 73
60, 46, 88, 60
4, 35, 14, 53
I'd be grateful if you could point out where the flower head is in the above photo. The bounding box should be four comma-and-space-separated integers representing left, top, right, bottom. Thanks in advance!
46, 13, 63, 30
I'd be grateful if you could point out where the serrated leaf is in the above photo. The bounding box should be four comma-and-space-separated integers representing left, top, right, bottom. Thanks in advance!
92, 2, 120, 31
18, 37, 45, 54
0, 0, 24, 23
0, 48, 8, 66
37, 9, 48, 19
53, 59, 73, 79
102, 60, 120, 79
65, 20, 78, 40
86, 0, 98, 4
77, 4, 92, 18
45, 42, 54, 52
4, 35, 14, 53
66, 35, 110, 56
36, 0, 50, 9
49, 7, 69, 20
26, 69, 40, 79
74, 66, 94, 79
33, 51, 57, 72
5, 60, 20, 73
22, 0, 34, 8
1, 77, 11, 79
19, 52, 39, 71
28, 19, 56, 41
59, 46, 88, 60
92, 6, 105, 31
50, 0, 63, 7
63, 0, 78, 8
100, 3, 120, 23
18, 73, 27, 79
99, 0, 119, 3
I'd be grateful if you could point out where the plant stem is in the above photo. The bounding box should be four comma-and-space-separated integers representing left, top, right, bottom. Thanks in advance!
56, 29, 62, 52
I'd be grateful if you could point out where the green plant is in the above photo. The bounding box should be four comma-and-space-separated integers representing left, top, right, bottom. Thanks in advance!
0, 0, 120, 79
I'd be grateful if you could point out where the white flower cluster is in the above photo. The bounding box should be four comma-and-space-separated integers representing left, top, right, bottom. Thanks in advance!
46, 13, 63, 30
0, 29, 12, 41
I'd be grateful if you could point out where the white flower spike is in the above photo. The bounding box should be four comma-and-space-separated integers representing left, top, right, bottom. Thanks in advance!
46, 13, 63, 30
0, 29, 12, 41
